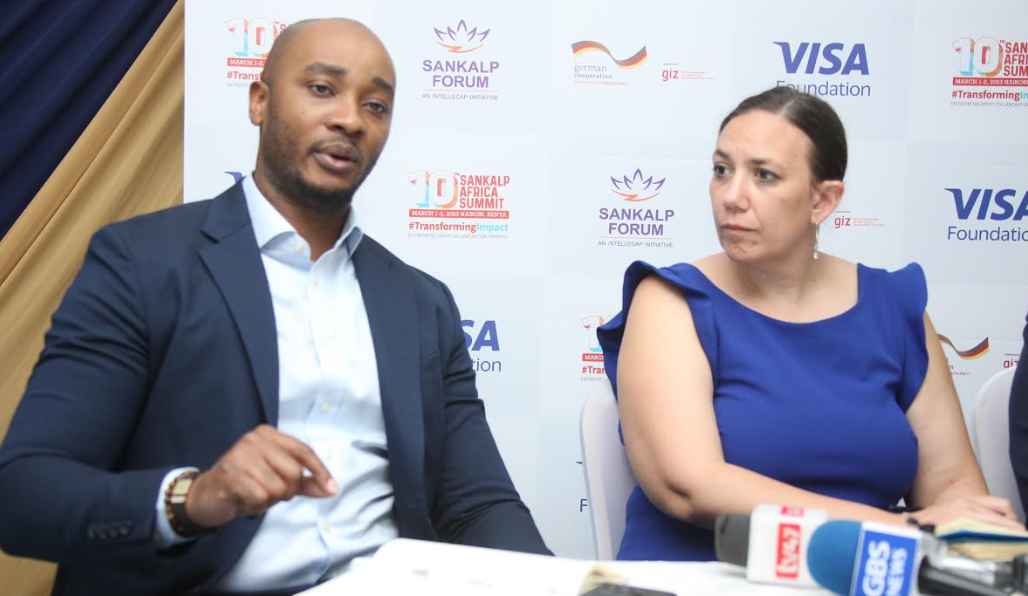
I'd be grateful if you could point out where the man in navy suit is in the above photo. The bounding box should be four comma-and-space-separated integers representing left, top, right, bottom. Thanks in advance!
0, 18, 548, 595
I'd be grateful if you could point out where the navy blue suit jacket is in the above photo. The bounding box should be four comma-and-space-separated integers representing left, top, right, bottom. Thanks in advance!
0, 183, 548, 595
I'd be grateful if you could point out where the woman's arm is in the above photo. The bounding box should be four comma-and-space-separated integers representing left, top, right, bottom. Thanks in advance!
617, 275, 909, 529
903, 313, 1019, 528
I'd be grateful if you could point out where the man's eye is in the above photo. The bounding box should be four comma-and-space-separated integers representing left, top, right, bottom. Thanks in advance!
310, 84, 332, 95
366, 101, 389, 115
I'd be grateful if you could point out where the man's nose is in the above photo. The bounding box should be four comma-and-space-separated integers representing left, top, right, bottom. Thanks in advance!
325, 96, 364, 136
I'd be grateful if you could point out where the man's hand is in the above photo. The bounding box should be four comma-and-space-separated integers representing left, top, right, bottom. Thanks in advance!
185, 425, 338, 529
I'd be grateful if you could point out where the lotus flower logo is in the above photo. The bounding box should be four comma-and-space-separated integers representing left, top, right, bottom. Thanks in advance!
611, 169, 666, 202
434, 20, 490, 53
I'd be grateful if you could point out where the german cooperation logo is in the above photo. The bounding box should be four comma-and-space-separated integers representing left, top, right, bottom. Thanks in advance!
571, 40, 647, 87
223, 17, 287, 86
406, 169, 511, 240
772, 41, 870, 98
597, 169, 676, 248
421, 20, 499, 101
944, 188, 1028, 242
950, 37, 1028, 107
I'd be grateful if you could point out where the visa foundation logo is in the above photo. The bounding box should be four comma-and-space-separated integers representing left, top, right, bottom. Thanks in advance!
771, 41, 871, 98
944, 188, 1028, 243
580, 315, 609, 379
421, 20, 499, 101
223, 17, 287, 87
571, 40, 647, 87
462, 319, 502, 373
597, 169, 676, 248
406, 169, 512, 241
950, 37, 1028, 107
831, 210, 884, 230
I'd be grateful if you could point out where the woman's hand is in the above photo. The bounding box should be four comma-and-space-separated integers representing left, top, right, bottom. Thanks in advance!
910, 495, 1023, 531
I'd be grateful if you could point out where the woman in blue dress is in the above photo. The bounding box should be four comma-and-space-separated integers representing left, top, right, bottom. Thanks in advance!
598, 87, 1021, 561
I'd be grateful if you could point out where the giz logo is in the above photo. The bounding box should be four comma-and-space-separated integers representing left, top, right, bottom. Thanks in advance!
435, 20, 489, 54
775, 523, 801, 579
953, 37, 1004, 77
947, 188, 1028, 221
462, 320, 499, 351
611, 169, 666, 202
225, 18, 287, 62
833, 215, 852, 228
773, 42, 869, 75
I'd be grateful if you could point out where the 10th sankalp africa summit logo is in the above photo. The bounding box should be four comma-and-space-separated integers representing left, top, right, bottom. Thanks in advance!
950, 36, 1028, 107
223, 17, 287, 87
421, 20, 500, 101
406, 169, 512, 240
596, 169, 676, 248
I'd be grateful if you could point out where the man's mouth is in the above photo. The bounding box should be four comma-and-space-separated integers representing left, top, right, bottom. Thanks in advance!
313, 142, 359, 173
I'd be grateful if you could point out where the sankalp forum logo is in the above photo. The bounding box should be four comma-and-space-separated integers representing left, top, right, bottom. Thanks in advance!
405, 169, 512, 240
223, 17, 287, 87
771, 41, 871, 98
944, 188, 1028, 243
421, 20, 499, 101
571, 40, 647, 87
597, 169, 675, 248
950, 37, 1028, 107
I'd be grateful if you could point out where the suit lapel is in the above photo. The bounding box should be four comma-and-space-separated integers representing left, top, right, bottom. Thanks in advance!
354, 241, 425, 505
197, 184, 279, 423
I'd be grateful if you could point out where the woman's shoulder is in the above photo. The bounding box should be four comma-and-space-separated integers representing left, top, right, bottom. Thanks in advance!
624, 256, 717, 296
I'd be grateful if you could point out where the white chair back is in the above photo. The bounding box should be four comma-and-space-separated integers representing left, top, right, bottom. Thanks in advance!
580, 377, 637, 560
973, 366, 1024, 522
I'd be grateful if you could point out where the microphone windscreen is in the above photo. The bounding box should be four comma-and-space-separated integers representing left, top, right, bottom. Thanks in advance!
714, 513, 751, 566
807, 520, 863, 595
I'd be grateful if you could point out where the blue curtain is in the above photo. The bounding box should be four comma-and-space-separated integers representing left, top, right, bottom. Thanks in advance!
0, 0, 178, 240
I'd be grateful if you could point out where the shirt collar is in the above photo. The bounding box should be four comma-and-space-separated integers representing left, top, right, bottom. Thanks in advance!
242, 174, 363, 258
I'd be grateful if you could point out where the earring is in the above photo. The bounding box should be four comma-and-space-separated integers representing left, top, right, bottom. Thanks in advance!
813, 224, 820, 260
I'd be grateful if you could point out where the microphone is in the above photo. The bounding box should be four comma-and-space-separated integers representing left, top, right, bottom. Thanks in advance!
806, 520, 1022, 596
714, 504, 828, 588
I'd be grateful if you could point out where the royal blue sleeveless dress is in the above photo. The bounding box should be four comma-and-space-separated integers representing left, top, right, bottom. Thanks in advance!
597, 261, 929, 561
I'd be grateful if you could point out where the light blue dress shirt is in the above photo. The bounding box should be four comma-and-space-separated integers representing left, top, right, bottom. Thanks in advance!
154, 176, 398, 590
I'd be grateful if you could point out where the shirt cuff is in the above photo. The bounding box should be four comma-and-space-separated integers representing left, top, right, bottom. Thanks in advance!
153, 466, 200, 549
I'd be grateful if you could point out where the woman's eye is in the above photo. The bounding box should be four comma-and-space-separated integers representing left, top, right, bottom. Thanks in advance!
713, 164, 730, 176
756, 168, 777, 181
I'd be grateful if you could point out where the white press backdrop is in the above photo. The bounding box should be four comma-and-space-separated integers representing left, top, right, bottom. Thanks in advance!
184, 0, 1028, 558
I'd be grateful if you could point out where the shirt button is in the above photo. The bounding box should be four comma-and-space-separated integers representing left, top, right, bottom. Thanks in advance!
320, 400, 332, 413
319, 519, 332, 534
312, 273, 320, 286
292, 241, 303, 253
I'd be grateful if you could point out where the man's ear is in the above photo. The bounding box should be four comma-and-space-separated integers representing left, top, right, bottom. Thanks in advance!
811, 179, 844, 226
249, 80, 269, 126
